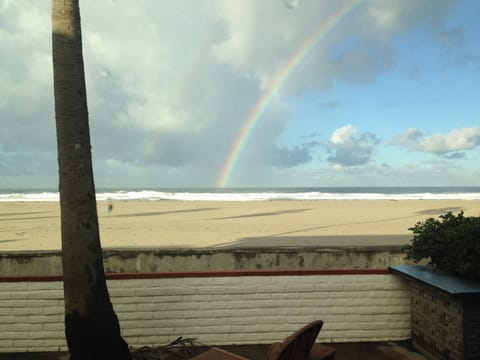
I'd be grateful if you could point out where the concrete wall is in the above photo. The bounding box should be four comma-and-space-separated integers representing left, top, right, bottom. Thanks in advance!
0, 270, 411, 353
0, 246, 409, 276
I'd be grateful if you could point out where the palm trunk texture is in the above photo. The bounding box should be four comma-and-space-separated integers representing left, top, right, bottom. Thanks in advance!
51, 0, 131, 358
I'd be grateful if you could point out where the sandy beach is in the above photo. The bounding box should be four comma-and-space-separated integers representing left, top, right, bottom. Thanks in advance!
1, 200, 479, 251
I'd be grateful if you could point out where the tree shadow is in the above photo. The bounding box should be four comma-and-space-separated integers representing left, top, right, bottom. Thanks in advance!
0, 215, 57, 222
415, 207, 464, 215
210, 208, 313, 220
0, 239, 22, 244
111, 208, 219, 218
260, 214, 420, 238
1, 211, 50, 216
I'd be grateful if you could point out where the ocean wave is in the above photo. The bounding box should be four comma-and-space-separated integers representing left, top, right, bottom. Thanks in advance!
1, 189, 480, 202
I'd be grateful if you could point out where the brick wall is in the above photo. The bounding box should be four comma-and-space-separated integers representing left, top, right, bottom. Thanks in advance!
0, 270, 411, 353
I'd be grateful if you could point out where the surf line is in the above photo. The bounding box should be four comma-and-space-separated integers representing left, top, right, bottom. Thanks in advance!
216, 0, 363, 188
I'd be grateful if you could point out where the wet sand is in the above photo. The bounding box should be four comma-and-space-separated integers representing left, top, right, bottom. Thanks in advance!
0, 200, 478, 251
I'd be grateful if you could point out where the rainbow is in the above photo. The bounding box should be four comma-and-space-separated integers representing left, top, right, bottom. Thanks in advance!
216, 0, 363, 188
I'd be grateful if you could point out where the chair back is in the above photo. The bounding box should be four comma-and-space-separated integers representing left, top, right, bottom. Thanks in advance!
274, 320, 323, 360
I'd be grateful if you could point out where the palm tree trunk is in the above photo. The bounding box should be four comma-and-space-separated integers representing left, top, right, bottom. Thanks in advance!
51, 0, 131, 358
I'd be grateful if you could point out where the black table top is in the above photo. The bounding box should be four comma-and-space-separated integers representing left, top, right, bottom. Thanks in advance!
389, 265, 480, 296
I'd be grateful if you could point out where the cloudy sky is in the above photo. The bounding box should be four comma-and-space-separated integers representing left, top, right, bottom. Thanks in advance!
1, 0, 479, 189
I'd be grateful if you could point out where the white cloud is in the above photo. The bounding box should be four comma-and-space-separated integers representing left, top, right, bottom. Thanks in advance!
395, 127, 480, 157
327, 125, 379, 167
417, 127, 480, 153
392, 128, 423, 145
362, 0, 456, 40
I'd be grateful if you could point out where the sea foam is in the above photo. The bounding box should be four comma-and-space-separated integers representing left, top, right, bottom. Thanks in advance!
1, 188, 480, 202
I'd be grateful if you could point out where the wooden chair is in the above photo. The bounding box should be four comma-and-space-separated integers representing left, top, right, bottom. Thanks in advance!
190, 320, 336, 360
190, 347, 250, 360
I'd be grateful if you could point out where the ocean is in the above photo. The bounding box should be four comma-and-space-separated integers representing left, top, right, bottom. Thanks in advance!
1, 187, 480, 202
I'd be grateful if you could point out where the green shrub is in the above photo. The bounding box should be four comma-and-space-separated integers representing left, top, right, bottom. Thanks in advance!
405, 211, 480, 280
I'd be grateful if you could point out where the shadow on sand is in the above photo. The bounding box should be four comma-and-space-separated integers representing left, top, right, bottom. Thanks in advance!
112, 208, 219, 218
209, 234, 411, 249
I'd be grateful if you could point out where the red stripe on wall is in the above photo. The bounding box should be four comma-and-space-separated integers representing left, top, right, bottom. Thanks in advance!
0, 268, 389, 282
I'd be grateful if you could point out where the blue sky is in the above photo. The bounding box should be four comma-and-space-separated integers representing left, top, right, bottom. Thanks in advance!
1, 0, 479, 188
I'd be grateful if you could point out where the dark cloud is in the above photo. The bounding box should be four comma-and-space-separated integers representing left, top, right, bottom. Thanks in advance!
443, 152, 466, 160
266, 141, 321, 168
